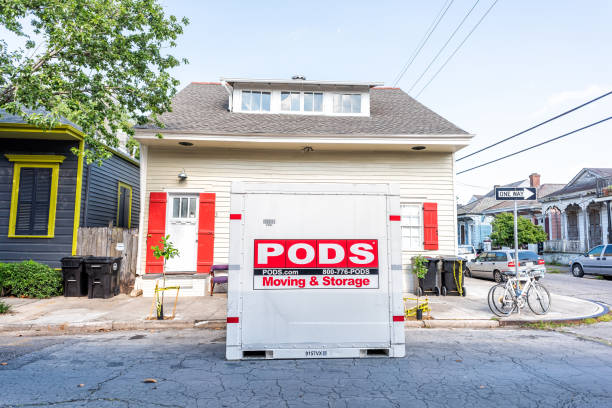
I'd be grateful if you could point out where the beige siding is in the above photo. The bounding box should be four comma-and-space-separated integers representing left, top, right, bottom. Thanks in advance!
140, 147, 458, 274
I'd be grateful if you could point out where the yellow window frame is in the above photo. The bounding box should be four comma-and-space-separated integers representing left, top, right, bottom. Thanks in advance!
6, 154, 65, 238
116, 181, 133, 228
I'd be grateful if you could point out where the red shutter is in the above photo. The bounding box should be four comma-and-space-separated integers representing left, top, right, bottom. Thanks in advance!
423, 202, 438, 250
145, 192, 167, 274
197, 193, 216, 273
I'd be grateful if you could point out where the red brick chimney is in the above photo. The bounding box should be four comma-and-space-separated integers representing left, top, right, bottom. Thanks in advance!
529, 173, 541, 188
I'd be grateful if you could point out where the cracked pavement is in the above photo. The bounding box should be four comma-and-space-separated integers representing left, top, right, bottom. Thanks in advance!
1, 327, 612, 407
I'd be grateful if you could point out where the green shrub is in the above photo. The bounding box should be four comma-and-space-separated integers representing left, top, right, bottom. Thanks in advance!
0, 261, 63, 298
0, 300, 10, 314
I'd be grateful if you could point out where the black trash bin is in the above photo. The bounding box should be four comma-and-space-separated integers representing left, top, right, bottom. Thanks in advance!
416, 257, 440, 296
61, 256, 89, 297
84, 257, 122, 299
440, 256, 466, 297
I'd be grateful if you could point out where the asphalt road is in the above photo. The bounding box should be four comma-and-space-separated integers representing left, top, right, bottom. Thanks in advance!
541, 269, 612, 307
1, 328, 612, 408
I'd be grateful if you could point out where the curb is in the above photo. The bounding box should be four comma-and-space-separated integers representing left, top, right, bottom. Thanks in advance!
0, 319, 228, 334
499, 300, 610, 327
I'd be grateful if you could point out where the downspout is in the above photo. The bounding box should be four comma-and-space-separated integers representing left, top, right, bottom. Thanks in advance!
71, 139, 85, 256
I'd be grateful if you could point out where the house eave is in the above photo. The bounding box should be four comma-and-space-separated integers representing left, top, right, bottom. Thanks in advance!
133, 130, 474, 152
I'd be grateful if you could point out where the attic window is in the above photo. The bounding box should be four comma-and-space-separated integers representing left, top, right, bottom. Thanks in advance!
333, 94, 361, 113
242, 91, 270, 112
281, 92, 300, 112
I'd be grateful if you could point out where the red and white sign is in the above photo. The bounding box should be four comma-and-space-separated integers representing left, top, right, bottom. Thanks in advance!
253, 239, 379, 290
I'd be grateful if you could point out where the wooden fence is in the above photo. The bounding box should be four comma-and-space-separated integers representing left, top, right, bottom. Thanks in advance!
77, 227, 139, 293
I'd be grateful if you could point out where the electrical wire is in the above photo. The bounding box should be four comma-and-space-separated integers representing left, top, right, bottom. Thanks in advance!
456, 116, 612, 175
392, 0, 455, 87
407, 0, 483, 94
456, 89, 612, 161
415, 0, 500, 97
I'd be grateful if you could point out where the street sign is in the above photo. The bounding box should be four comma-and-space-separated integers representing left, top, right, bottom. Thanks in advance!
495, 187, 536, 201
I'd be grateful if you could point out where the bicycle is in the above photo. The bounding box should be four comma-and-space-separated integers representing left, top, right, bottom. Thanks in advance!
487, 269, 551, 317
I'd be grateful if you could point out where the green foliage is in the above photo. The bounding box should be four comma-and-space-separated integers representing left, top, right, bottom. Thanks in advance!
0, 261, 63, 298
412, 255, 428, 280
151, 235, 179, 261
490, 213, 548, 247
0, 0, 189, 162
0, 300, 10, 314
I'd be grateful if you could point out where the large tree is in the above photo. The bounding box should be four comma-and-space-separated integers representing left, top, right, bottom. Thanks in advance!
0, 0, 188, 162
490, 212, 548, 248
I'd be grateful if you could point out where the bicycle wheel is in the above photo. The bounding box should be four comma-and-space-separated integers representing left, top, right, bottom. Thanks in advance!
527, 282, 551, 315
488, 284, 514, 317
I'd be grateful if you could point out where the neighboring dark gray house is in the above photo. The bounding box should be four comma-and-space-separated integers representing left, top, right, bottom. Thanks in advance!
0, 111, 140, 268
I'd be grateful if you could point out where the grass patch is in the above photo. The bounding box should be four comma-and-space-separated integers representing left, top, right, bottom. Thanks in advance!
0, 300, 10, 314
547, 268, 564, 274
525, 312, 612, 330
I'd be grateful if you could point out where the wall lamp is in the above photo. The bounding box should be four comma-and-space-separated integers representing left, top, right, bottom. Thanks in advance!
178, 169, 188, 181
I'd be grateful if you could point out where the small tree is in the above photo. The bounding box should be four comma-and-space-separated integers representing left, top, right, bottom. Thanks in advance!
490, 213, 548, 247
150, 235, 179, 319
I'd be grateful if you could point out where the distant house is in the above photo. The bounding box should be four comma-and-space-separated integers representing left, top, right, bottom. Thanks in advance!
457, 173, 563, 250
133, 77, 473, 296
540, 168, 612, 263
0, 111, 140, 268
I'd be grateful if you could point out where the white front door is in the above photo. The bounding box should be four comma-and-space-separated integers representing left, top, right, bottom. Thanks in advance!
165, 194, 198, 272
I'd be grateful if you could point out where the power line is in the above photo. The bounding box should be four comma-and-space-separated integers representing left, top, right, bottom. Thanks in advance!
415, 0, 500, 97
392, 0, 455, 87
456, 116, 612, 175
407, 0, 482, 94
456, 90, 612, 161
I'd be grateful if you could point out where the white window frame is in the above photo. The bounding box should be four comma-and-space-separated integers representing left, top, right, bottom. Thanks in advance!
241, 90, 271, 112
333, 93, 362, 114
280, 91, 301, 112
401, 203, 423, 251
303, 92, 324, 113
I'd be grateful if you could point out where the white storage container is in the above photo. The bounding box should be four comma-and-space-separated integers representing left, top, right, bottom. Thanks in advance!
226, 182, 405, 360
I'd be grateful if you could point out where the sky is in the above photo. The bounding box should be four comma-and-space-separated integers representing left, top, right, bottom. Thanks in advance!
158, 0, 612, 204
3, 1, 611, 204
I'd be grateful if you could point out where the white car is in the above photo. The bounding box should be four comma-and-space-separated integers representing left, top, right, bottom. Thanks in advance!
458, 245, 477, 262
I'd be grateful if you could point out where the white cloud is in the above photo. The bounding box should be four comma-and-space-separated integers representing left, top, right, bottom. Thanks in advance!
530, 84, 609, 119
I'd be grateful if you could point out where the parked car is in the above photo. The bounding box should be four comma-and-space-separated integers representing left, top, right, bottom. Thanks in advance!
465, 250, 546, 282
569, 244, 612, 278
458, 245, 478, 262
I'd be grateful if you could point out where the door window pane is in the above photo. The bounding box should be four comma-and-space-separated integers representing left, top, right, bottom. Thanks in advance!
180, 198, 188, 218
189, 198, 196, 218
173, 198, 180, 218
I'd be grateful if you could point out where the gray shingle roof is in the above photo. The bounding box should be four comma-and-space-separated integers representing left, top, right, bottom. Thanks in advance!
0, 109, 82, 131
136, 83, 468, 136
541, 168, 612, 198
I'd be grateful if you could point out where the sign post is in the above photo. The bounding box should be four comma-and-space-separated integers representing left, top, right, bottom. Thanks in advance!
495, 187, 537, 306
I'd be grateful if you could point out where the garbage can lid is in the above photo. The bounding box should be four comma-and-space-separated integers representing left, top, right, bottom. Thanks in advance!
84, 256, 117, 263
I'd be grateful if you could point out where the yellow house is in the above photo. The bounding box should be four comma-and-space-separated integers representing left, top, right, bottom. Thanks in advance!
134, 77, 472, 296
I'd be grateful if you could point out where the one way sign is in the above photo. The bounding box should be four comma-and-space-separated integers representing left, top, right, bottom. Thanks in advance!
495, 187, 537, 201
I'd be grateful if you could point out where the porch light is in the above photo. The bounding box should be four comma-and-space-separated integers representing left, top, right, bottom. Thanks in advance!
178, 169, 188, 180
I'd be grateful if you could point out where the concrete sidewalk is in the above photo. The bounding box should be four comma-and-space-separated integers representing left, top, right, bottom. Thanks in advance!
0, 277, 606, 334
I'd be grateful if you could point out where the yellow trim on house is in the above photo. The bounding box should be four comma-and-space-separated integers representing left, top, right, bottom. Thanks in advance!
0, 122, 84, 140
72, 139, 84, 255
5, 154, 66, 163
116, 181, 133, 228
8, 162, 60, 238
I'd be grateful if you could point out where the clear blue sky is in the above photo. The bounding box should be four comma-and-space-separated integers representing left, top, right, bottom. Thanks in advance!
161, 0, 612, 203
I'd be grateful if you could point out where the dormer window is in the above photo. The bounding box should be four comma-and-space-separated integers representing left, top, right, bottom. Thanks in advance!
242, 91, 271, 112
304, 92, 323, 112
281, 92, 300, 112
333, 94, 361, 114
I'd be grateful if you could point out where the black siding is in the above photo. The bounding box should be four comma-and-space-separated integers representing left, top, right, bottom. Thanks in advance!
0, 139, 78, 268
81, 152, 140, 228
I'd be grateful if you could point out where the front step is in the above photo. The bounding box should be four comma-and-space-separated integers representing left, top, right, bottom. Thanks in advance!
141, 274, 209, 297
